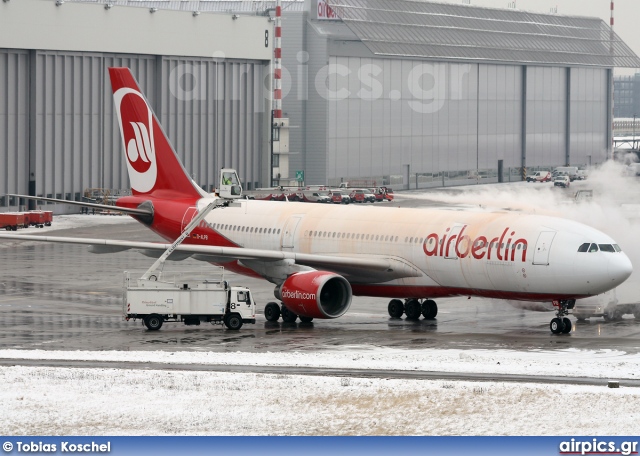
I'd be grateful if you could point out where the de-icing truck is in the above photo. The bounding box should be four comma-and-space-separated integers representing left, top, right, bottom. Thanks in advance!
123, 268, 256, 331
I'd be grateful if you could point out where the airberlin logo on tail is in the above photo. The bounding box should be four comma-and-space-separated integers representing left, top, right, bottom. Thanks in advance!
113, 87, 157, 193
423, 225, 528, 262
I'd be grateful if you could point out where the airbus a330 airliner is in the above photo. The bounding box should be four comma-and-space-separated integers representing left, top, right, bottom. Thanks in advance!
0, 68, 632, 334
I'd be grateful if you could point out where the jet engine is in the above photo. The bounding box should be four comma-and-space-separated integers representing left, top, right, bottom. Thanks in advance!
275, 271, 352, 319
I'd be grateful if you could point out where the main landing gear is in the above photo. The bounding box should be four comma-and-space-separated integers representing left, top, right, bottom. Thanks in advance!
388, 298, 438, 320
550, 299, 575, 334
264, 302, 313, 324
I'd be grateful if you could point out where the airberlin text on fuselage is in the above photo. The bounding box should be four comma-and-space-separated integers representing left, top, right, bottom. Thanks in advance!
423, 225, 528, 262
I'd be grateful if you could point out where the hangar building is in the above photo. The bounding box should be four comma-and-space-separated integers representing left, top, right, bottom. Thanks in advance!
0, 0, 272, 212
2, 0, 640, 212
279, 0, 640, 187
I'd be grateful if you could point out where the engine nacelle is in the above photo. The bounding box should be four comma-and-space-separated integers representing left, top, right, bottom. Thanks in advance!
275, 271, 352, 319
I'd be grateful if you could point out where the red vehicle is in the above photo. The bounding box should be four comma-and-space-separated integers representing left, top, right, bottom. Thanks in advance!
349, 189, 376, 203
0, 213, 26, 231
28, 210, 45, 228
526, 171, 552, 183
328, 191, 343, 204
43, 211, 53, 226
373, 187, 394, 202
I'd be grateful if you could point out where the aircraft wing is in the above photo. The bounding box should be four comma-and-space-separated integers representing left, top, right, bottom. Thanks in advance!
7, 194, 153, 218
0, 233, 423, 282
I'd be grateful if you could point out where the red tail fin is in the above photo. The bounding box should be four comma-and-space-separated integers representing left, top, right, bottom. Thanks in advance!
109, 67, 202, 200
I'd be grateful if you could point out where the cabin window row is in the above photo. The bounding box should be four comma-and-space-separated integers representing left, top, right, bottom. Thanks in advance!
304, 231, 401, 242
213, 224, 282, 235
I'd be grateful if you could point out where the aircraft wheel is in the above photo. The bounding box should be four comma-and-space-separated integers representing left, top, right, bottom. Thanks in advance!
224, 314, 243, 330
405, 299, 422, 320
550, 318, 563, 334
281, 305, 298, 323
299, 316, 313, 323
421, 299, 438, 319
387, 299, 404, 318
143, 314, 163, 331
561, 317, 572, 334
264, 302, 281, 322
604, 308, 622, 322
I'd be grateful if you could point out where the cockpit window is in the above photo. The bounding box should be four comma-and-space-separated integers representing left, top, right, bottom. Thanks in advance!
579, 243, 620, 253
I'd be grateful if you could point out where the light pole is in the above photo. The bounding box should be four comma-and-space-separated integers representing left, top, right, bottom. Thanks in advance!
634, 114, 637, 151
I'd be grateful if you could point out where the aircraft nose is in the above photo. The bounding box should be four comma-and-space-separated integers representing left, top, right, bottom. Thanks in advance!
608, 253, 633, 286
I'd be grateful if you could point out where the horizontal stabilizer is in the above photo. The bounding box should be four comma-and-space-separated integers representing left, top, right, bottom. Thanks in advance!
8, 194, 152, 219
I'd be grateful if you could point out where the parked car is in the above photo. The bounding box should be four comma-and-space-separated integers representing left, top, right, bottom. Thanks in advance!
339, 191, 351, 204
328, 191, 343, 204
301, 191, 331, 203
553, 175, 570, 188
576, 169, 588, 180
526, 171, 551, 183
553, 166, 579, 181
349, 189, 376, 203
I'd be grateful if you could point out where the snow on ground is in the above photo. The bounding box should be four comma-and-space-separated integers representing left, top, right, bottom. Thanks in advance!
1, 348, 640, 435
1, 347, 639, 380
1, 363, 639, 435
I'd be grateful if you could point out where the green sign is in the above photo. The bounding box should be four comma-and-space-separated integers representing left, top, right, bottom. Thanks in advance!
296, 170, 304, 181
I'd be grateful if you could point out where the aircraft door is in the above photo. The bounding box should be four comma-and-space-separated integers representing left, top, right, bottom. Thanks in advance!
532, 231, 556, 265
445, 224, 464, 259
281, 216, 302, 249
181, 207, 198, 233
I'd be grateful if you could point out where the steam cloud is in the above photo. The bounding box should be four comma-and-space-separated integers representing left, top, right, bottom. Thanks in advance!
401, 161, 640, 307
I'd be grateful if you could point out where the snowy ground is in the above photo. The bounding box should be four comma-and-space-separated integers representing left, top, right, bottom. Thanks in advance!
1, 348, 640, 435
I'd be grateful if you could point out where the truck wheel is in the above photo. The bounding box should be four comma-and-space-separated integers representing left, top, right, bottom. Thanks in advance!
224, 314, 243, 330
299, 316, 313, 323
143, 314, 163, 331
264, 302, 281, 322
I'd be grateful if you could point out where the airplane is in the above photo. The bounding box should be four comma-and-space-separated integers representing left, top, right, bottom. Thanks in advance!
0, 67, 633, 335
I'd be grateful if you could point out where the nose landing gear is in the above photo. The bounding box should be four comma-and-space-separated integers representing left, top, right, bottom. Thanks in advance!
550, 299, 575, 334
